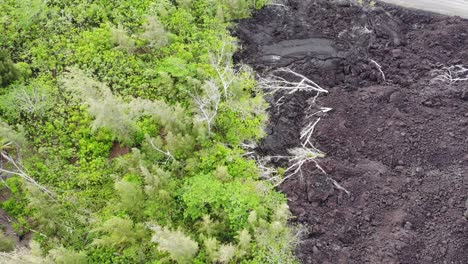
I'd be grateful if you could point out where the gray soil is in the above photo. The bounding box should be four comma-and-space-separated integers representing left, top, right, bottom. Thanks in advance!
235, 1, 468, 263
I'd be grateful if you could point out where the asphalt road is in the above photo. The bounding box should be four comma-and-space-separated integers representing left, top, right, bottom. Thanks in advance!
380, 0, 468, 18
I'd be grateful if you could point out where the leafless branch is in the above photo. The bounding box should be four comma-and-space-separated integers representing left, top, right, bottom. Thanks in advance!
146, 137, 175, 164
192, 80, 221, 135
210, 42, 245, 99
301, 108, 332, 148
268, 0, 289, 9
259, 68, 328, 104
0, 151, 56, 201
431, 65, 468, 84
370, 59, 386, 81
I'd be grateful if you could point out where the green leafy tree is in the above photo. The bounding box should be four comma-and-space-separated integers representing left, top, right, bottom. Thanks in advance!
0, 50, 19, 88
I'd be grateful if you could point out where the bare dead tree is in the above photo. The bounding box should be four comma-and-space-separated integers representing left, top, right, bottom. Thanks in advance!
192, 80, 221, 135
210, 42, 245, 100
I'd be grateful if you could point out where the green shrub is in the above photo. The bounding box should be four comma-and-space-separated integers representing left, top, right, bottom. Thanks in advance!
0, 231, 15, 252
0, 50, 19, 88
0, 0, 299, 263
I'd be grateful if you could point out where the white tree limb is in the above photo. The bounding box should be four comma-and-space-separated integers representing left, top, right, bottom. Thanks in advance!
431, 65, 468, 84
192, 80, 221, 135
370, 59, 386, 81
259, 68, 328, 104
0, 151, 56, 201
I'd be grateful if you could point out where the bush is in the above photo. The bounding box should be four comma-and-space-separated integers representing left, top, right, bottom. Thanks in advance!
0, 231, 15, 252
0, 50, 19, 88
0, 0, 299, 263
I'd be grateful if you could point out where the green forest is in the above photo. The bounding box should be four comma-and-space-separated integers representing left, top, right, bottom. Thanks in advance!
0, 0, 299, 263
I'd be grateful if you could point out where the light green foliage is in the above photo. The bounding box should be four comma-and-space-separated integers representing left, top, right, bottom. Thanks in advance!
48, 247, 87, 264
0, 0, 299, 263
61, 68, 137, 145
151, 225, 199, 264
0, 241, 47, 263
114, 179, 144, 218
110, 24, 136, 53
218, 243, 236, 263
92, 217, 146, 250
236, 229, 251, 258
0, 231, 15, 252
0, 121, 26, 149
249, 205, 300, 264
203, 237, 220, 263
141, 16, 169, 49
26, 185, 63, 237
1, 78, 54, 120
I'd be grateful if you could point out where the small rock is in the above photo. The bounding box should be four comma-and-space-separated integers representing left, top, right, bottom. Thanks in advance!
448, 198, 455, 208
313, 246, 320, 254
440, 206, 447, 213
377, 127, 383, 133
404, 221, 413, 230
395, 166, 404, 171
461, 90, 468, 101
415, 167, 423, 173
423, 100, 433, 106
335, 0, 352, 7
392, 49, 403, 58
439, 246, 447, 256
389, 92, 400, 102
398, 160, 405, 165
463, 154, 468, 161
364, 215, 371, 222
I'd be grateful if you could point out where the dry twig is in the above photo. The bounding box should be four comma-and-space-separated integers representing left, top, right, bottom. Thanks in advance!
370, 59, 386, 81
431, 65, 468, 84
259, 68, 328, 104
0, 147, 56, 201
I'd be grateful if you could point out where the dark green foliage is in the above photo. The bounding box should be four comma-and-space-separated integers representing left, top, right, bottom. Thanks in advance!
0, 50, 19, 88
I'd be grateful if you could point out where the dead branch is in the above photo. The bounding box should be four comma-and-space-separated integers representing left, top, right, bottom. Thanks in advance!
370, 59, 386, 81
431, 65, 468, 84
210, 42, 244, 99
258, 68, 328, 104
146, 136, 175, 164
192, 80, 221, 135
0, 150, 56, 201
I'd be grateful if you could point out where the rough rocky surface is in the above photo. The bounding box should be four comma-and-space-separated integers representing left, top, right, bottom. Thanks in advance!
235, 1, 468, 263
